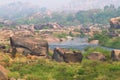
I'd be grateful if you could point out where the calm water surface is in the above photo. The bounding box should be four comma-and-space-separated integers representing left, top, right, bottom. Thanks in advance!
49, 37, 96, 50
49, 37, 116, 51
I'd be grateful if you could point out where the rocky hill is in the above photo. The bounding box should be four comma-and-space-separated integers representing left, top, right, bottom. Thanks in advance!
0, 2, 41, 19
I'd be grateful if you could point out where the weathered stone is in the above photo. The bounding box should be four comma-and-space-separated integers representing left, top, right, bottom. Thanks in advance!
89, 40, 99, 45
17, 78, 26, 80
0, 29, 14, 40
0, 45, 6, 49
9, 36, 49, 58
0, 65, 9, 80
34, 23, 63, 30
110, 17, 120, 29
9, 77, 16, 80
0, 71, 8, 80
86, 52, 106, 61
111, 49, 120, 61
52, 47, 83, 63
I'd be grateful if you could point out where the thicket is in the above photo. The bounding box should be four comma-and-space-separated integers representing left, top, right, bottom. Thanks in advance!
16, 5, 120, 26
89, 32, 120, 49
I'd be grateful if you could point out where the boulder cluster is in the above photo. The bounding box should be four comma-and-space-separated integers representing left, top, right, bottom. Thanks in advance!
52, 47, 83, 63
0, 36, 120, 62
110, 17, 120, 29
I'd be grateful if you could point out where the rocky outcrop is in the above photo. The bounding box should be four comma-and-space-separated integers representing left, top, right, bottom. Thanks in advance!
16, 24, 34, 30
0, 29, 14, 40
0, 19, 15, 26
0, 29, 34, 42
0, 71, 8, 80
34, 23, 63, 30
86, 52, 106, 61
10, 36, 49, 58
110, 17, 120, 29
0, 65, 9, 80
43, 35, 61, 43
52, 47, 83, 63
89, 40, 99, 45
111, 49, 120, 61
14, 30, 34, 37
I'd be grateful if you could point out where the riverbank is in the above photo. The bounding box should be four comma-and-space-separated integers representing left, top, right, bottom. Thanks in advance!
89, 33, 120, 49
0, 37, 119, 80
49, 37, 118, 51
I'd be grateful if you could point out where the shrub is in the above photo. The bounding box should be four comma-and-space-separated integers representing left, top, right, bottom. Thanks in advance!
84, 46, 111, 59
53, 33, 68, 38
8, 72, 20, 79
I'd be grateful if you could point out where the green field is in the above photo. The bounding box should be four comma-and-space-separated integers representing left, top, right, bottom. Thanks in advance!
3, 47, 119, 80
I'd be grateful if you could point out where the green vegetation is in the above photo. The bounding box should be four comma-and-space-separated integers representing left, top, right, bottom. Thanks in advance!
6, 54, 120, 80
84, 47, 111, 59
53, 33, 68, 38
4, 47, 119, 80
0, 24, 4, 27
75, 4, 120, 25
89, 32, 120, 49
16, 5, 120, 26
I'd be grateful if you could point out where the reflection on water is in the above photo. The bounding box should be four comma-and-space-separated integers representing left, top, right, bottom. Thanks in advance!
49, 37, 95, 50
49, 37, 115, 51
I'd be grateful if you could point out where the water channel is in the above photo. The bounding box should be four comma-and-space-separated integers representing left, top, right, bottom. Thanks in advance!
49, 37, 114, 51
49, 37, 88, 50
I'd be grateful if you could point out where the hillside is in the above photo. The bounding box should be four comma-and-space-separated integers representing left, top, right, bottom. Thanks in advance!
0, 2, 42, 20
67, 0, 120, 11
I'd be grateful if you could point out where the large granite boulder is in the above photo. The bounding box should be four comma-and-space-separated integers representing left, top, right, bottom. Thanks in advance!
110, 17, 120, 29
89, 40, 99, 45
9, 36, 49, 58
86, 52, 106, 61
52, 47, 83, 63
111, 49, 120, 61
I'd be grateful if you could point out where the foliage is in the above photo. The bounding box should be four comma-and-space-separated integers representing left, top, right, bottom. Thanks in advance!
6, 56, 120, 80
84, 46, 111, 59
8, 72, 20, 79
0, 46, 116, 80
89, 33, 110, 45
76, 4, 119, 25
89, 32, 120, 49
16, 5, 120, 26
53, 33, 68, 38
0, 47, 115, 80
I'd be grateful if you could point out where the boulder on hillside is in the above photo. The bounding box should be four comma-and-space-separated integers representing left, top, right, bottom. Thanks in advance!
0, 29, 14, 40
89, 40, 99, 45
52, 47, 83, 63
111, 49, 120, 61
34, 23, 63, 30
0, 29, 35, 44
0, 65, 9, 80
110, 17, 120, 29
14, 29, 34, 37
86, 52, 106, 61
9, 36, 49, 58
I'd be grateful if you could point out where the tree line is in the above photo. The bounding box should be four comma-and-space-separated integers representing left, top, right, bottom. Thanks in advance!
16, 4, 120, 26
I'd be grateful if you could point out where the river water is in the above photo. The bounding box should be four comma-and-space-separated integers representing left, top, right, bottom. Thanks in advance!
49, 37, 96, 50
49, 37, 116, 51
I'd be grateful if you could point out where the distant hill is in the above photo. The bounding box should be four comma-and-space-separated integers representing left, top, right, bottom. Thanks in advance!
65, 0, 120, 11
0, 2, 46, 20
0, 0, 120, 21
